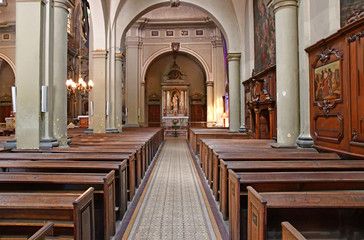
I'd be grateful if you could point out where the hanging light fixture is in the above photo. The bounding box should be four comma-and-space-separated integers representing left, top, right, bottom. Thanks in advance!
66, 56, 93, 94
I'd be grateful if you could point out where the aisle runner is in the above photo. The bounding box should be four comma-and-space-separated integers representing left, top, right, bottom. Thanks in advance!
126, 140, 217, 239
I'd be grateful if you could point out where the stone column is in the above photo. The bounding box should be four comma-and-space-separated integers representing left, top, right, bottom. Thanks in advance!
181, 91, 185, 111
163, 90, 166, 111
125, 41, 140, 127
297, 0, 313, 147
139, 81, 146, 126
206, 81, 214, 125
115, 52, 123, 132
52, 0, 74, 147
227, 53, 241, 132
268, 0, 299, 146
167, 91, 170, 110
92, 50, 107, 133
8, 0, 46, 149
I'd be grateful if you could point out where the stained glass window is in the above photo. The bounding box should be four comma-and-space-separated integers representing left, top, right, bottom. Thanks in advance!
67, 8, 72, 34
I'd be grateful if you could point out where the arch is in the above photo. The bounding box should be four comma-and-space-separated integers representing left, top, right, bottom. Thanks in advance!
0, 53, 16, 76
88, 0, 107, 50
141, 47, 211, 84
114, 0, 241, 52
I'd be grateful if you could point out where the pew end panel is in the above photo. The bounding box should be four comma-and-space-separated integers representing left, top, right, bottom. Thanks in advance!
228, 169, 242, 240
281, 222, 306, 240
247, 186, 267, 240
73, 187, 95, 240
103, 170, 116, 237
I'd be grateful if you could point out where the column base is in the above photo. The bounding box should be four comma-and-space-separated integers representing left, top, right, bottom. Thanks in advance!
239, 126, 247, 133
296, 136, 314, 148
124, 124, 140, 127
106, 128, 120, 133
271, 143, 297, 149
84, 128, 93, 134
4, 139, 16, 150
40, 138, 59, 149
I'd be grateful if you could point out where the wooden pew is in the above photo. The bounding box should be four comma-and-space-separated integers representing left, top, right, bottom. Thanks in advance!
0, 171, 115, 240
247, 187, 364, 240
282, 222, 306, 240
0, 222, 54, 240
0, 188, 95, 240
218, 159, 364, 220
229, 171, 364, 240
0, 152, 137, 200
0, 160, 128, 219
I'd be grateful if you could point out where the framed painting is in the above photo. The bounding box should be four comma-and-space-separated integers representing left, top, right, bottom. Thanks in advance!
340, 0, 364, 27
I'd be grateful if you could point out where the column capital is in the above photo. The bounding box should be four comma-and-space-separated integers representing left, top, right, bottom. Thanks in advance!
267, 0, 298, 12
91, 50, 108, 59
53, 0, 75, 11
206, 81, 214, 87
227, 53, 241, 62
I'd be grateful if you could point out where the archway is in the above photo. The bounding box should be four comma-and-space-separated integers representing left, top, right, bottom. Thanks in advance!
0, 56, 15, 124
144, 52, 207, 127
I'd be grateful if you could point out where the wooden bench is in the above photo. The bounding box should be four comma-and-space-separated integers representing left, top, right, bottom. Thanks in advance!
0, 222, 54, 240
0, 188, 95, 240
282, 222, 306, 240
229, 171, 364, 240
247, 187, 364, 240
0, 152, 137, 200
0, 171, 115, 240
218, 159, 364, 220
0, 160, 128, 219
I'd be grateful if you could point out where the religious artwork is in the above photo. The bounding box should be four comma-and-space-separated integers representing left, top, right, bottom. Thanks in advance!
166, 30, 174, 37
340, 0, 364, 27
171, 91, 180, 111
314, 60, 341, 102
254, 0, 276, 73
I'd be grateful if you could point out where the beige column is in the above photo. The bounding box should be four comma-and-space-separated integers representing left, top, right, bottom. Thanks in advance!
206, 81, 214, 125
227, 53, 241, 132
297, 0, 313, 147
115, 52, 123, 131
10, 0, 45, 149
181, 91, 185, 111
167, 91, 171, 110
125, 41, 140, 127
268, 0, 299, 146
52, 0, 74, 146
92, 50, 107, 133
139, 82, 146, 126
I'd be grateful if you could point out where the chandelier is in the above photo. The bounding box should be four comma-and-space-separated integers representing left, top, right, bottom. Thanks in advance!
66, 55, 93, 94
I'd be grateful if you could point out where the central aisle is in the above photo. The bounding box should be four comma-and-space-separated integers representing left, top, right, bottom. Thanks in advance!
126, 140, 218, 239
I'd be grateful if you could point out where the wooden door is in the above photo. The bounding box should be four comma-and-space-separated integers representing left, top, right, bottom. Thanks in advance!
190, 104, 206, 122
148, 105, 160, 127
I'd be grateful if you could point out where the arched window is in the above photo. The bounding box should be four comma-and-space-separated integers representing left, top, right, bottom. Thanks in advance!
67, 8, 72, 34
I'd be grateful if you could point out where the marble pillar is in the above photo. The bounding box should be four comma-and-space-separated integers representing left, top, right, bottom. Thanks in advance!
227, 53, 241, 132
212, 38, 226, 125
92, 50, 107, 133
167, 91, 171, 110
206, 81, 214, 125
9, 0, 46, 149
115, 52, 123, 132
181, 91, 185, 111
268, 0, 300, 146
53, 0, 74, 146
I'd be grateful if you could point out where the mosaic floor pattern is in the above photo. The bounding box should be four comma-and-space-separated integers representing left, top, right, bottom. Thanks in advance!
127, 140, 217, 240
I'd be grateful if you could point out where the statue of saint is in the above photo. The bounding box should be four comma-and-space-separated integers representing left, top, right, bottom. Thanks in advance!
172, 94, 179, 111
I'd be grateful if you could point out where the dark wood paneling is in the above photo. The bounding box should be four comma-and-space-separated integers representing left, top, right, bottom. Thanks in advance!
148, 105, 160, 127
190, 104, 206, 122
307, 18, 364, 158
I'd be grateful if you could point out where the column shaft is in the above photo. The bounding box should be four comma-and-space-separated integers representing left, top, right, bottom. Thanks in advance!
53, 0, 74, 146
269, 0, 300, 146
115, 52, 123, 131
92, 51, 107, 133
227, 53, 241, 132
14, 0, 45, 149
206, 81, 214, 124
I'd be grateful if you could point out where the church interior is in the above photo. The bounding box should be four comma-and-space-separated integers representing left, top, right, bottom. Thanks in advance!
0, 0, 364, 239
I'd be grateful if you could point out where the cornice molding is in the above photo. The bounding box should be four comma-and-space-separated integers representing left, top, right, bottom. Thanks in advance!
227, 53, 241, 62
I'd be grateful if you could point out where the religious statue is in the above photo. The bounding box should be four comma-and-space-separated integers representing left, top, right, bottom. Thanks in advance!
172, 94, 179, 111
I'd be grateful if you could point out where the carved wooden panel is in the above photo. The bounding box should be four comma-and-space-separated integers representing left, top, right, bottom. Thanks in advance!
307, 18, 364, 157
314, 114, 344, 143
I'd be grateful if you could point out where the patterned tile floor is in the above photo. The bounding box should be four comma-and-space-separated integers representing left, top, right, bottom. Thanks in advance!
127, 140, 217, 240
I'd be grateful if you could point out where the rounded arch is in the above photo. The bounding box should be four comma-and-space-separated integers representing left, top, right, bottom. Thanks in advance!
142, 47, 211, 84
0, 53, 16, 76
114, 0, 241, 52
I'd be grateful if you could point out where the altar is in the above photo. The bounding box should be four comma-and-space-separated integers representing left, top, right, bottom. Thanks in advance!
161, 54, 189, 138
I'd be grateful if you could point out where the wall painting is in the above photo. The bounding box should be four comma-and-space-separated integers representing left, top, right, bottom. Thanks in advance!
254, 0, 276, 74
340, 0, 364, 27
